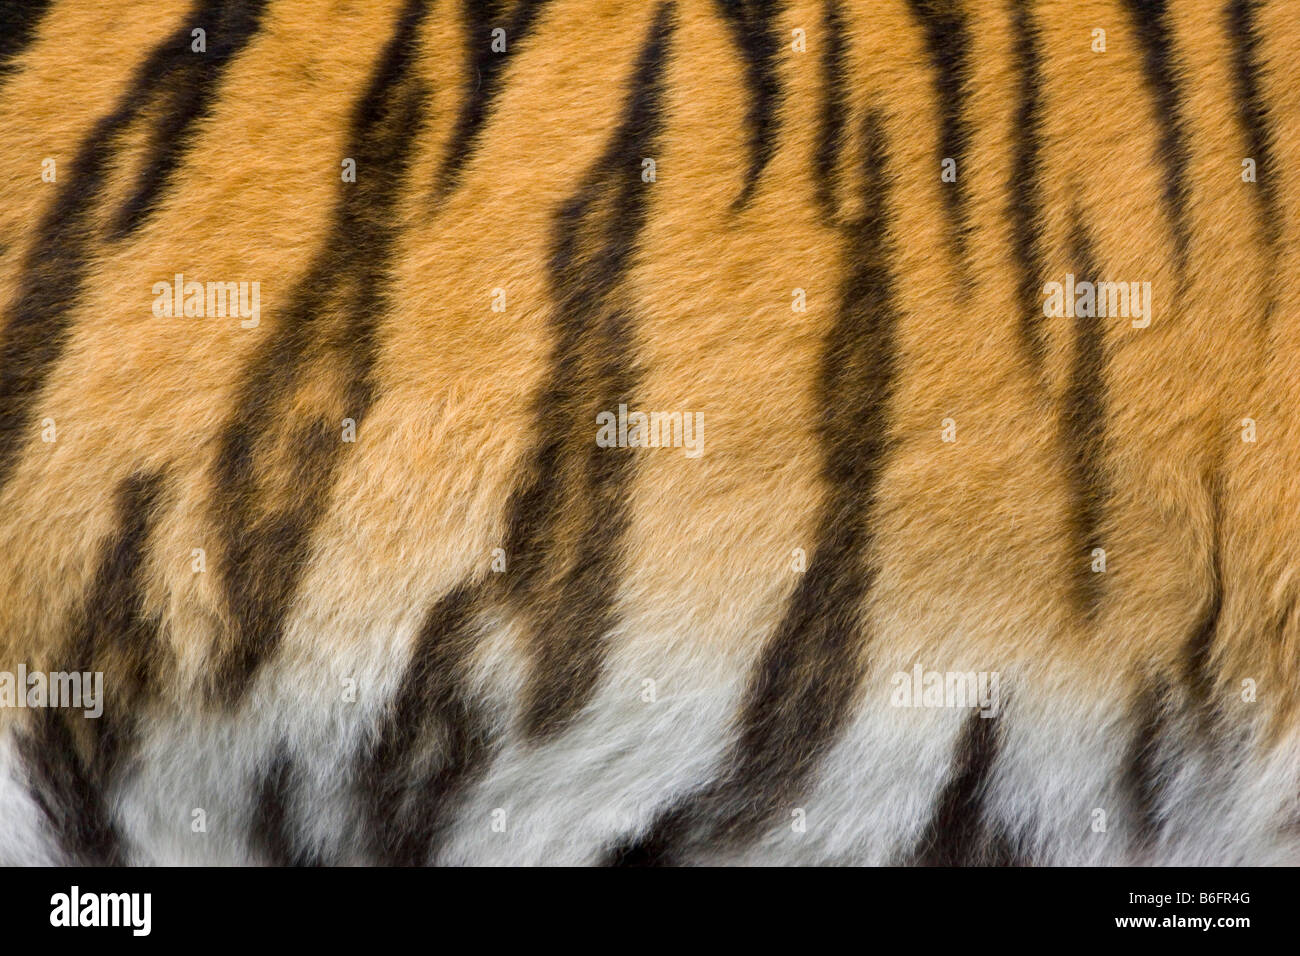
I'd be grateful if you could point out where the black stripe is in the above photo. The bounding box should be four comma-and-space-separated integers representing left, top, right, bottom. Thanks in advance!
1061, 214, 1108, 620
104, 0, 270, 241
22, 707, 124, 866
602, 807, 691, 866
20, 471, 167, 866
64, 472, 170, 801
0, 0, 259, 494
359, 585, 493, 866
1122, 678, 1170, 853
433, 0, 554, 199
1007, 0, 1048, 372
499, 2, 675, 741
1227, 0, 1281, 325
930, 717, 1021, 867
812, 0, 848, 217
0, 0, 52, 81
905, 0, 973, 266
21, 707, 122, 868
1226, 0, 1279, 242
911, 710, 1017, 865
1122, 0, 1192, 271
209, 0, 431, 702
252, 749, 325, 866
710, 105, 899, 841
621, 109, 900, 859
1181, 477, 1223, 733
715, 0, 784, 209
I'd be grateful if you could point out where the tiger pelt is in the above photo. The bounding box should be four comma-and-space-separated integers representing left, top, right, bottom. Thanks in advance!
0, 0, 1297, 866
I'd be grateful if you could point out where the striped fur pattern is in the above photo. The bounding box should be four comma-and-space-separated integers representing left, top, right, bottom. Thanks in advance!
0, 0, 1298, 866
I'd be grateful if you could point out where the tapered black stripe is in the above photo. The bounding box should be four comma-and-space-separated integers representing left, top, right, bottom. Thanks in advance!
1061, 214, 1108, 620
1182, 598, 1222, 727
1123, 0, 1192, 271
210, 0, 431, 702
709, 107, 899, 842
1123, 678, 1171, 853
602, 841, 662, 866
252, 749, 325, 866
104, 0, 270, 241
715, 0, 784, 208
1227, 0, 1281, 268
602, 805, 691, 866
499, 3, 675, 741
252, 751, 297, 865
1181, 478, 1223, 733
813, 0, 848, 217
21, 708, 124, 866
905, 0, 973, 265
0, 0, 52, 80
433, 0, 554, 199
64, 473, 170, 777
1007, 0, 1048, 372
912, 711, 1017, 865
0, 0, 253, 494
20, 471, 168, 866
622, 110, 900, 859
360, 585, 494, 866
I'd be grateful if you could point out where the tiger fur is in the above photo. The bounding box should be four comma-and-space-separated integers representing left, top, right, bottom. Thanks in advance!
0, 0, 1298, 866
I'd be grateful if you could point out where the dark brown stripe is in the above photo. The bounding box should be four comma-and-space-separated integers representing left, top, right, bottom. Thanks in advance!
602, 808, 690, 866
19, 471, 168, 866
0, 0, 254, 494
359, 585, 493, 866
714, 0, 784, 209
105, 0, 270, 241
1227, 0, 1279, 247
905, 0, 973, 268
252, 748, 325, 866
1007, 0, 1048, 373
1122, 677, 1171, 853
1181, 476, 1224, 734
1227, 0, 1280, 328
617, 109, 900, 861
433, 0, 554, 199
500, 2, 675, 741
1061, 213, 1109, 620
0, 0, 52, 81
1122, 0, 1192, 271
209, 0, 431, 703
911, 710, 1018, 866
21, 707, 123, 866
712, 106, 900, 842
812, 0, 848, 218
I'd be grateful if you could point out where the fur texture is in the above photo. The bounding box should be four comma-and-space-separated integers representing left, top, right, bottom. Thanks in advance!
0, 0, 1297, 865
